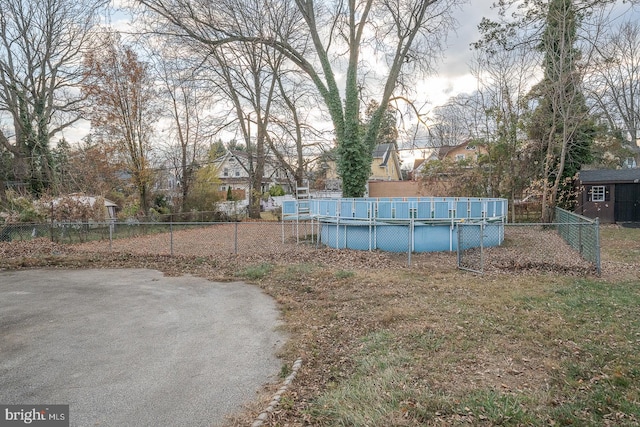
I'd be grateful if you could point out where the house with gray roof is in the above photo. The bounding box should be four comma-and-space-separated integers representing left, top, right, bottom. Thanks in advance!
370, 143, 402, 181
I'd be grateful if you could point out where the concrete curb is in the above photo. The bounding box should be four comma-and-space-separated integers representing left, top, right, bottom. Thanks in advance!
251, 358, 303, 427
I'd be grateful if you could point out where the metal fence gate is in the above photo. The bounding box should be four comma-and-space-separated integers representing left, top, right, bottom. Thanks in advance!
457, 223, 485, 273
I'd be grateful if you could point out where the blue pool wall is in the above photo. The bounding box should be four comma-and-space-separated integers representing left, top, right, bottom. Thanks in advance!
282, 197, 508, 253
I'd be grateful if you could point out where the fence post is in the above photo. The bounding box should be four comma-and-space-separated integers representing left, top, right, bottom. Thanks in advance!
456, 224, 461, 267
407, 218, 413, 267
234, 222, 238, 254
579, 219, 583, 256
480, 221, 485, 272
170, 222, 174, 256
50, 202, 54, 242
595, 218, 601, 276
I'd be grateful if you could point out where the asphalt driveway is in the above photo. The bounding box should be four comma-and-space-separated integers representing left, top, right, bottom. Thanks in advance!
0, 269, 285, 426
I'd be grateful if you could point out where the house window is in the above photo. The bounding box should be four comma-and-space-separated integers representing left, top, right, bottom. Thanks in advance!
455, 154, 465, 161
235, 170, 240, 177
590, 185, 606, 202
624, 157, 637, 168
223, 168, 229, 177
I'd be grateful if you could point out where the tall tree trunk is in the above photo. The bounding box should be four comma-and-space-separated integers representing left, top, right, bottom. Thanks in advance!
248, 130, 266, 219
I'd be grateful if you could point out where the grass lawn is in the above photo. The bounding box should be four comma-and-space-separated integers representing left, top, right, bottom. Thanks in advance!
1, 224, 638, 426
235, 225, 640, 426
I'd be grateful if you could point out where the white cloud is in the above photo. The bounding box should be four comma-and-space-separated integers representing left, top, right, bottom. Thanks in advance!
415, 74, 478, 110
410, 2, 501, 108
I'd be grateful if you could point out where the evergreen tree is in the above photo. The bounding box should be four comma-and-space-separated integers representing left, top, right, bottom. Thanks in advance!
364, 101, 399, 149
526, 0, 596, 219
51, 139, 71, 194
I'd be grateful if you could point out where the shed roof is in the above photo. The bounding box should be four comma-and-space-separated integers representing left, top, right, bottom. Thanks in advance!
578, 168, 640, 184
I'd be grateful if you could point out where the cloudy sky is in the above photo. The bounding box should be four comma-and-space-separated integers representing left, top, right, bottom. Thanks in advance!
423, 0, 638, 104
60, 0, 638, 147
437, 1, 636, 99
400, 0, 639, 159
418, 1, 498, 106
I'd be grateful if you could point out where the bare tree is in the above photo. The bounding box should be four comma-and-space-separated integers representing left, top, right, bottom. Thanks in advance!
150, 47, 216, 212
135, 0, 463, 197
147, 0, 330, 210
471, 42, 538, 219
62, 137, 127, 202
586, 19, 640, 147
136, 0, 296, 218
207, 39, 281, 218
0, 0, 105, 197
266, 67, 333, 190
429, 94, 484, 148
83, 32, 158, 215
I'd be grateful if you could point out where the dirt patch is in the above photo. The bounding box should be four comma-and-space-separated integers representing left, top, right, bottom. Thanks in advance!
483, 226, 596, 275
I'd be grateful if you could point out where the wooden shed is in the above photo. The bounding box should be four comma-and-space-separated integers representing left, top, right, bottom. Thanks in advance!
576, 169, 640, 223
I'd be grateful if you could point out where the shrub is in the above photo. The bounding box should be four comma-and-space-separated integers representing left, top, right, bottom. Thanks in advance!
269, 185, 285, 197
0, 190, 47, 224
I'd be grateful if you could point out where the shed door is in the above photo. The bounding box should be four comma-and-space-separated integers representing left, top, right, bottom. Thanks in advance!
615, 184, 640, 222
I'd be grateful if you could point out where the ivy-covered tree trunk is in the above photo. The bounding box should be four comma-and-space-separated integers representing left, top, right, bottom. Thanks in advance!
528, 0, 595, 222
337, 51, 369, 197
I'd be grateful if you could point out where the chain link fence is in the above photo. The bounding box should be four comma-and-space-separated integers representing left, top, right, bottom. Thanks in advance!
555, 208, 601, 269
457, 223, 485, 274
1, 214, 599, 275
0, 221, 319, 257
457, 208, 600, 275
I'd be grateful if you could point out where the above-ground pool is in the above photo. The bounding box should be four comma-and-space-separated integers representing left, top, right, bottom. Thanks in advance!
282, 197, 508, 252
